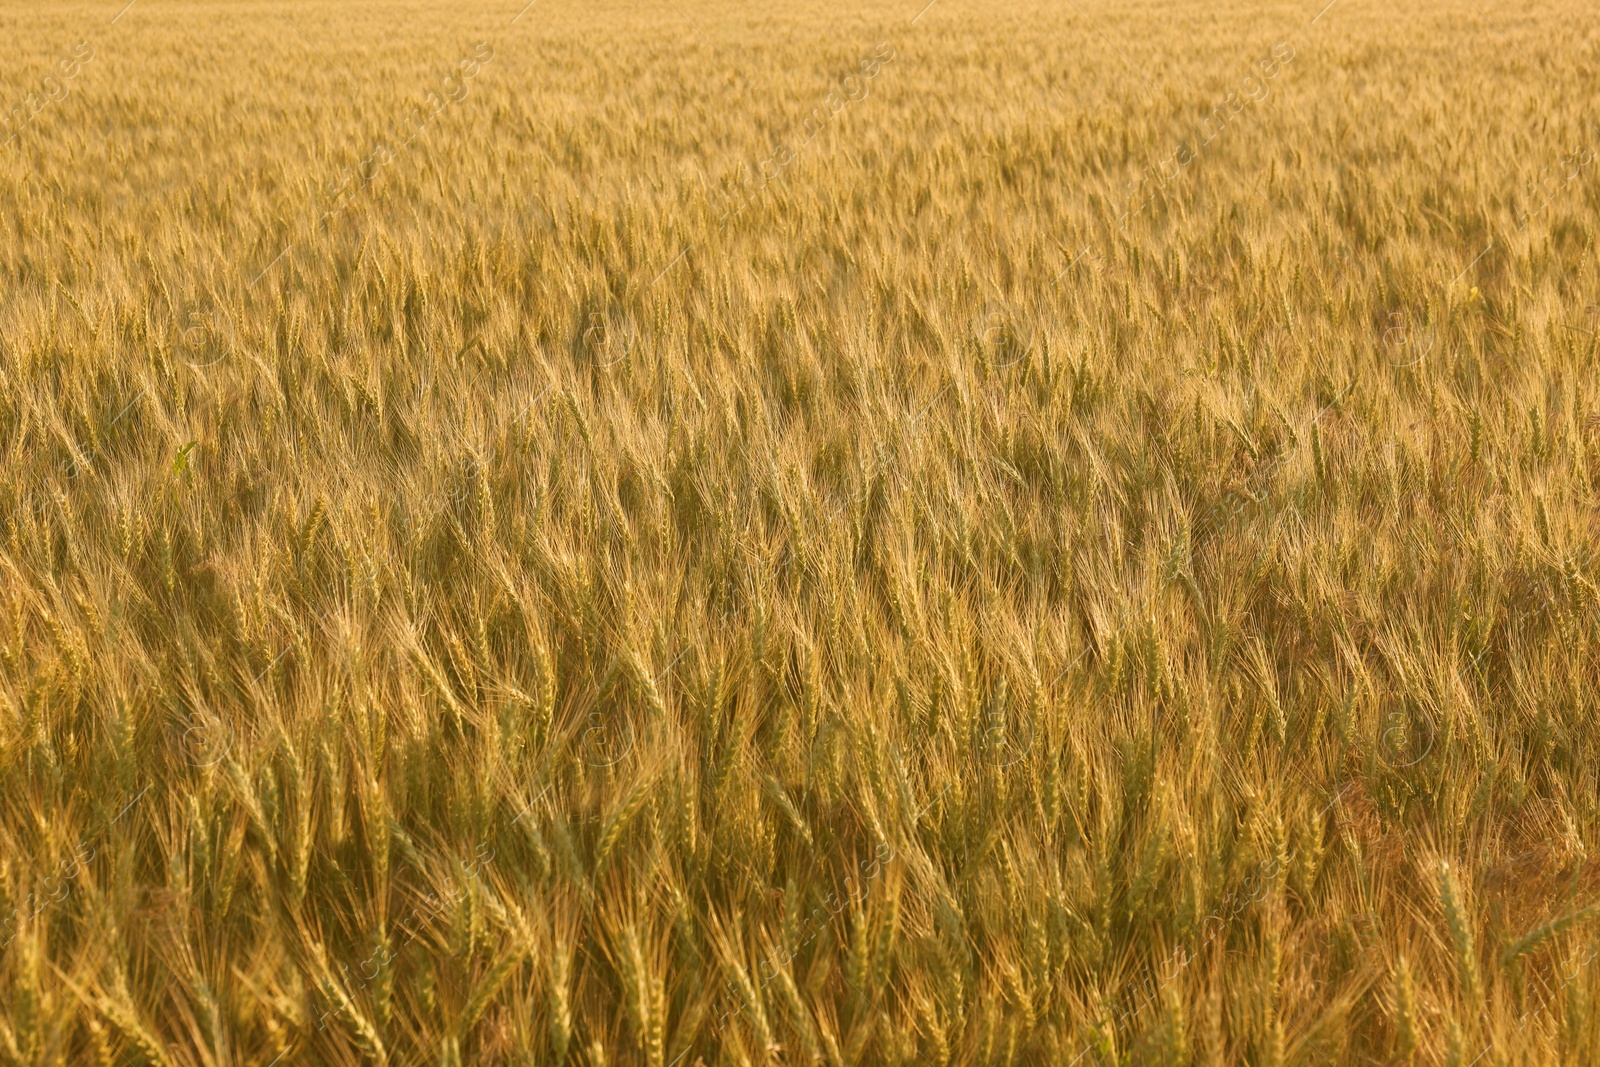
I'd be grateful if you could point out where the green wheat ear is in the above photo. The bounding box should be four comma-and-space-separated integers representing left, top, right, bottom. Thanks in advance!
172, 439, 198, 476
1392, 953, 1418, 1062
1437, 860, 1482, 1010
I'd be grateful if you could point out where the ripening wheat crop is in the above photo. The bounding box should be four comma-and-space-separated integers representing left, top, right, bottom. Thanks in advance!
1, 0, 1598, 1064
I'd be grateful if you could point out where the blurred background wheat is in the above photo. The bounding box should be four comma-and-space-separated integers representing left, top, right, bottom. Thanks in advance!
1, 0, 1598, 1064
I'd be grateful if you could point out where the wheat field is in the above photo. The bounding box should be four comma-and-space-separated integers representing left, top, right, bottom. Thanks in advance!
1, 0, 1598, 1063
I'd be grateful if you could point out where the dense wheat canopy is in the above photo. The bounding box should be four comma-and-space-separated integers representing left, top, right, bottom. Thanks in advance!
1, 0, 1599, 1063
